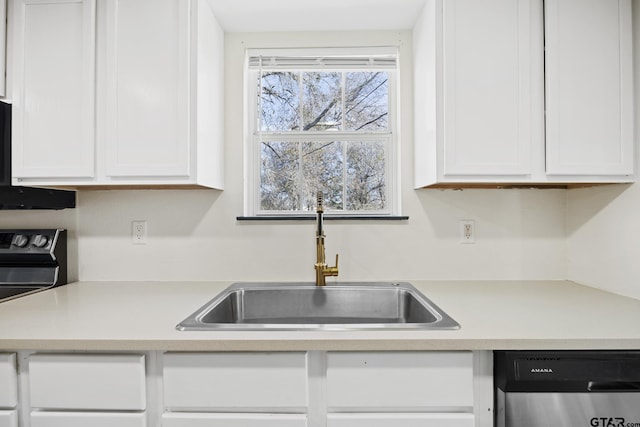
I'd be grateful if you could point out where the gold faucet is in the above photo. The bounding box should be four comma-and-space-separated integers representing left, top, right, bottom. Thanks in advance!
314, 191, 339, 286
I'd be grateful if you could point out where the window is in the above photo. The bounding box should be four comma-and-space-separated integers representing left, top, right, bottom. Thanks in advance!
245, 47, 399, 216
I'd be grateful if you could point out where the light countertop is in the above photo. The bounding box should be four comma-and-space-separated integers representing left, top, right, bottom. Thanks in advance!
0, 280, 639, 351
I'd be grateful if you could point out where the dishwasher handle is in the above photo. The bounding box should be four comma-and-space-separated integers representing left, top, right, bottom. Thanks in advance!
588, 381, 640, 391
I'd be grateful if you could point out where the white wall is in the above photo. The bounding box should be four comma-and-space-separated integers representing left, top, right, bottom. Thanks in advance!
71, 31, 567, 282
565, 0, 640, 300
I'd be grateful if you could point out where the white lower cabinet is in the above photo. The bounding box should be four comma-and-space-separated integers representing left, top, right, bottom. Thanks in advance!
162, 351, 483, 427
163, 352, 308, 411
0, 350, 488, 426
0, 411, 17, 427
0, 354, 17, 427
162, 413, 308, 427
0, 354, 17, 409
327, 413, 475, 427
30, 412, 146, 427
27, 353, 147, 425
326, 351, 473, 410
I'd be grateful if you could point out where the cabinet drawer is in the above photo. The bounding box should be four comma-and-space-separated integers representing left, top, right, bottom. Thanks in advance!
29, 354, 146, 410
30, 412, 146, 427
163, 413, 308, 427
0, 354, 17, 408
0, 410, 17, 427
326, 351, 473, 410
327, 413, 474, 427
163, 352, 307, 410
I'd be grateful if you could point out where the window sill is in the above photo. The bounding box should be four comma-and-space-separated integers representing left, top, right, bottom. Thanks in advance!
236, 215, 409, 221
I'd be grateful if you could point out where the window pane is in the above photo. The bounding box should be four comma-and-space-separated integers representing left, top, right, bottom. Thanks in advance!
301, 141, 343, 211
260, 72, 300, 131
346, 141, 386, 210
260, 141, 300, 210
345, 72, 389, 131
302, 72, 342, 131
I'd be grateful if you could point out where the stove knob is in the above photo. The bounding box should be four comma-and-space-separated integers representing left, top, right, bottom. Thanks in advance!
12, 234, 29, 248
32, 234, 49, 248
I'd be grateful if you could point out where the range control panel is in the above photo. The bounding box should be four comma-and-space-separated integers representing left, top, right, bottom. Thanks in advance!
0, 229, 62, 255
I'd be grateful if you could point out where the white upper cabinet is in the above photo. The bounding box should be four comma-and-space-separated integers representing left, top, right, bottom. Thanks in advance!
545, 0, 633, 177
12, 0, 96, 180
103, 0, 191, 179
12, 0, 224, 188
440, 0, 536, 178
414, 0, 634, 187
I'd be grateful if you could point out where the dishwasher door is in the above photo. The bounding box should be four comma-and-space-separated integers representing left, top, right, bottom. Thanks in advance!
495, 351, 640, 427
498, 391, 640, 427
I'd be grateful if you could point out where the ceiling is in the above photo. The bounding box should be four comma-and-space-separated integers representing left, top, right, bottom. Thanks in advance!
206, 0, 427, 32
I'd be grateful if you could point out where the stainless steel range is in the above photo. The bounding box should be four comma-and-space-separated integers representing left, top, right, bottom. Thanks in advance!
0, 229, 67, 302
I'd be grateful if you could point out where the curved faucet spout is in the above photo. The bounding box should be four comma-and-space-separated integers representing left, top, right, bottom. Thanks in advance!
315, 191, 339, 286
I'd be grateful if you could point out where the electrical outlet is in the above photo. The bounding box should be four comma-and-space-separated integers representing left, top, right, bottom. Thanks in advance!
132, 220, 147, 244
460, 220, 475, 244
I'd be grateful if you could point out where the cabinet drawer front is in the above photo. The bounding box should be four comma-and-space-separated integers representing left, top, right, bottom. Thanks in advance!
163, 352, 308, 410
0, 410, 17, 427
163, 413, 308, 427
327, 413, 474, 427
30, 412, 146, 427
0, 354, 17, 408
29, 354, 146, 410
327, 351, 473, 410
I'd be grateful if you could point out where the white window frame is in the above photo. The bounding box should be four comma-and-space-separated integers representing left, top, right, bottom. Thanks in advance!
244, 47, 401, 217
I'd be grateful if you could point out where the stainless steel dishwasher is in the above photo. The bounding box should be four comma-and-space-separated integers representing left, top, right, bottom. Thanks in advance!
495, 351, 640, 427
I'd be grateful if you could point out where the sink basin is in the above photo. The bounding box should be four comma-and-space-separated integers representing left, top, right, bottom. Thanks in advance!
176, 282, 460, 331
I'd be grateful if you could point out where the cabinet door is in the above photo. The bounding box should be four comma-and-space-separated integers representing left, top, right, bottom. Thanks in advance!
12, 0, 96, 179
0, 411, 17, 427
162, 413, 308, 427
442, 0, 537, 177
29, 353, 146, 410
30, 412, 146, 427
0, 354, 17, 408
327, 413, 474, 427
104, 0, 190, 178
326, 351, 473, 411
545, 0, 633, 176
163, 352, 308, 411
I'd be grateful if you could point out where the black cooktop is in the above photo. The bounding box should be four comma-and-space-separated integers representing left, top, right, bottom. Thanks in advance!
0, 286, 44, 302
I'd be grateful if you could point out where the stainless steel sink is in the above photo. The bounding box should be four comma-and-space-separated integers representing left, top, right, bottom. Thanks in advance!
176, 282, 460, 331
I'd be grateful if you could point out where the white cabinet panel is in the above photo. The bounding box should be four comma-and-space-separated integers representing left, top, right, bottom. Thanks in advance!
12, 0, 224, 188
327, 413, 475, 427
163, 352, 308, 411
327, 351, 473, 410
12, 0, 96, 179
163, 413, 308, 427
0, 354, 17, 408
0, 411, 17, 427
104, 0, 189, 178
29, 353, 146, 410
414, 0, 541, 187
30, 411, 146, 427
545, 0, 633, 176
442, 0, 534, 177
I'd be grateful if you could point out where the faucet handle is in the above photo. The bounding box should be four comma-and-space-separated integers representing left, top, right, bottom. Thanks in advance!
333, 254, 339, 268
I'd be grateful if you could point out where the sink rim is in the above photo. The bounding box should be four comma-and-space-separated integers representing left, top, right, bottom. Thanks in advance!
176, 281, 461, 331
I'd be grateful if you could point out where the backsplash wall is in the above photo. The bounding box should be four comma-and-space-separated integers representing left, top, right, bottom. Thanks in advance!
0, 30, 571, 283
71, 31, 568, 283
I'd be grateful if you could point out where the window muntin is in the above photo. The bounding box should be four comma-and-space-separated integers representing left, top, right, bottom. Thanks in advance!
247, 48, 397, 216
